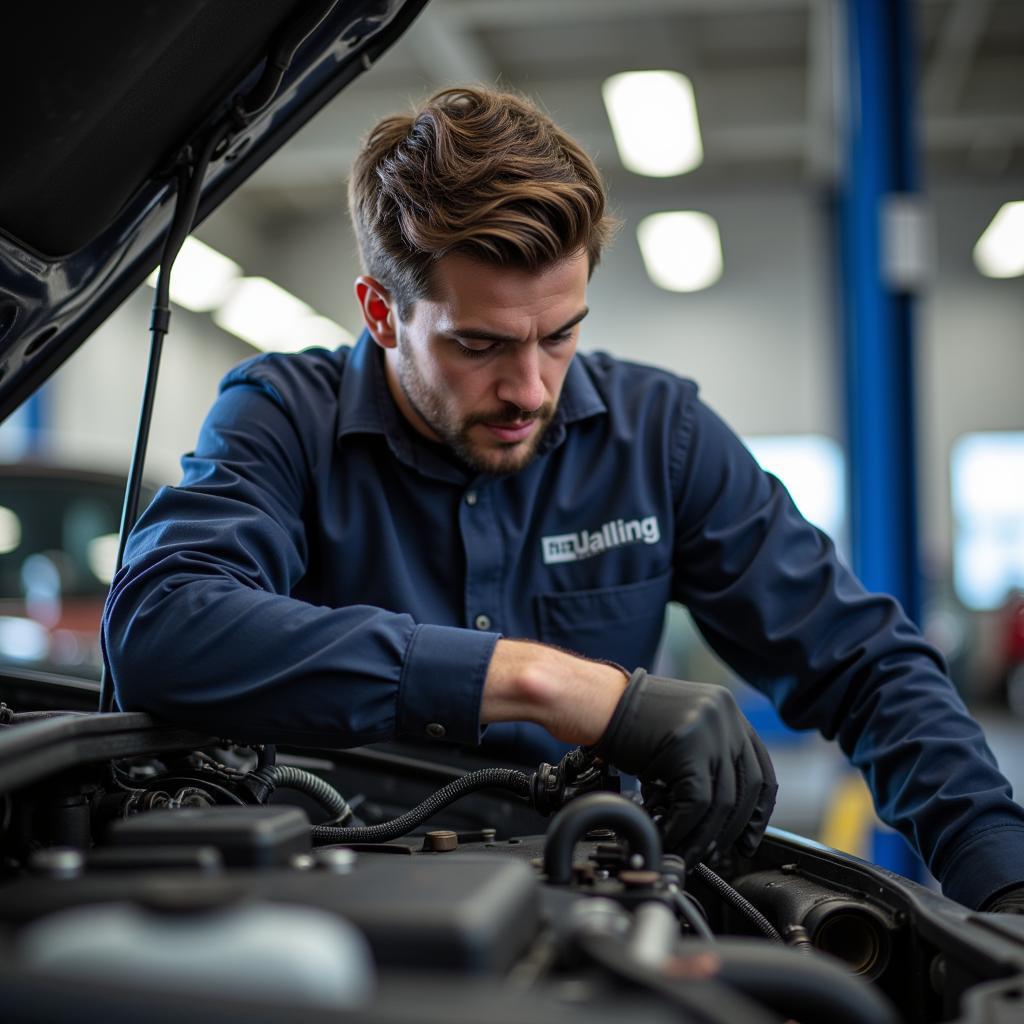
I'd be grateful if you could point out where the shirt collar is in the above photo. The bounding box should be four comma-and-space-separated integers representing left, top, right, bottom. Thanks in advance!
336, 331, 394, 440
556, 350, 607, 425
335, 330, 608, 467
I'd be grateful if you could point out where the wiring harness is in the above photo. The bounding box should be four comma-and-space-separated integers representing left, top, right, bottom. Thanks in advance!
311, 767, 533, 846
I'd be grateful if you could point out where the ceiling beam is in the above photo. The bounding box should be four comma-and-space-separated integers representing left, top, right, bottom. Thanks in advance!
441, 0, 808, 27
404, 6, 498, 85
805, 0, 841, 182
922, 0, 992, 112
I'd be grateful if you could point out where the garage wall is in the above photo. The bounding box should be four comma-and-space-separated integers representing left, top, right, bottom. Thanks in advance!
41, 296, 254, 487
246, 183, 836, 440
918, 184, 1024, 573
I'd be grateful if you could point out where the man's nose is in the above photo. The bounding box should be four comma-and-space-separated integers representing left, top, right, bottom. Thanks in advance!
495, 346, 545, 413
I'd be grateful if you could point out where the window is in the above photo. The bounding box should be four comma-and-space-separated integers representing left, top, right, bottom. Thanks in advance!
951, 432, 1024, 611
744, 434, 847, 552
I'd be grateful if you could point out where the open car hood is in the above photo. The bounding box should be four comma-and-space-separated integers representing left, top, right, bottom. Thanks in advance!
0, 0, 429, 423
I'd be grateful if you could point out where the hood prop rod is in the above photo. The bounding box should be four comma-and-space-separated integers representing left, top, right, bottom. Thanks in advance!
98, 0, 343, 712
97, 124, 228, 713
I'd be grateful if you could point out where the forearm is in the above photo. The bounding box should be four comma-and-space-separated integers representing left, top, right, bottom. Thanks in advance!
105, 570, 495, 748
671, 397, 1024, 905
480, 639, 629, 744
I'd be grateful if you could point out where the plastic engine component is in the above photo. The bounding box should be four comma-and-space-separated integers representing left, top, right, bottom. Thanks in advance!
2, 855, 539, 973
105, 806, 311, 867
17, 900, 374, 1009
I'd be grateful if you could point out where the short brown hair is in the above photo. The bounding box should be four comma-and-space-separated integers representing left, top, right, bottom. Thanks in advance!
348, 85, 616, 318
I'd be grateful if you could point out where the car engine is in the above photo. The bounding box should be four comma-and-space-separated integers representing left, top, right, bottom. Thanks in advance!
2, 702, 1023, 1024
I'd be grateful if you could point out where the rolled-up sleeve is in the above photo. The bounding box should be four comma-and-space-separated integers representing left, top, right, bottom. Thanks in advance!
103, 380, 491, 748
670, 391, 1024, 909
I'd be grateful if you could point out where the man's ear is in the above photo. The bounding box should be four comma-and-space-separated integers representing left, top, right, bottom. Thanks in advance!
354, 276, 398, 349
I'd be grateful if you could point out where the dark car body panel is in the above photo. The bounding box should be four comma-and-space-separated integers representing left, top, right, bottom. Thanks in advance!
0, 0, 428, 423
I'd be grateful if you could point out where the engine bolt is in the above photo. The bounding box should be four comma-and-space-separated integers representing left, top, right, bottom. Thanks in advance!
423, 829, 458, 853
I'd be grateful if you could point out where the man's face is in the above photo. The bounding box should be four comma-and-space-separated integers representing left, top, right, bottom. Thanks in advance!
380, 250, 589, 475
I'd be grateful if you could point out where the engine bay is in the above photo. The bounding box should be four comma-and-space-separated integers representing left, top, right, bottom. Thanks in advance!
2, 703, 1023, 1024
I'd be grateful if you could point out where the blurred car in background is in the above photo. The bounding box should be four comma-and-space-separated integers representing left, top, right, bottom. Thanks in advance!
0, 464, 152, 678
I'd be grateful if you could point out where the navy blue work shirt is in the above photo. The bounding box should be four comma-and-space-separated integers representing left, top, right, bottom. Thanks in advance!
104, 333, 1024, 910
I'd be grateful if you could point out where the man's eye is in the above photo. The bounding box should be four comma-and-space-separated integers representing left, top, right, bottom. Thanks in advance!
454, 340, 495, 358
545, 331, 573, 345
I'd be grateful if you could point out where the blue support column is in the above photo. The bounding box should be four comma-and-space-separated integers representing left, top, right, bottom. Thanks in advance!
24, 390, 47, 454
839, 0, 921, 627
0, 386, 47, 459
839, 0, 925, 881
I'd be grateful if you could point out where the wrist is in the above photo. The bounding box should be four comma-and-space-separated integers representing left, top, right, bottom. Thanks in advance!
481, 639, 628, 745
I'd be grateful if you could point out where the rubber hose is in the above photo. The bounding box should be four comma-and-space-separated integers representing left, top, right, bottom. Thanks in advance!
311, 767, 532, 845
256, 765, 353, 825
693, 863, 784, 942
671, 887, 716, 941
544, 792, 662, 883
688, 939, 899, 1024
237, 0, 340, 118
580, 933, 777, 1024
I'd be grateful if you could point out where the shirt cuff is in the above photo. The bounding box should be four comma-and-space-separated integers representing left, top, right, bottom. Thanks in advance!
397, 623, 500, 745
938, 823, 1024, 910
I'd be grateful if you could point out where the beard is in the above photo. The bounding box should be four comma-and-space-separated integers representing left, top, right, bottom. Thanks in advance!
395, 344, 555, 475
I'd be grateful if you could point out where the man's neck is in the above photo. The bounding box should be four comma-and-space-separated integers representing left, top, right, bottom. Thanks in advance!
382, 348, 442, 444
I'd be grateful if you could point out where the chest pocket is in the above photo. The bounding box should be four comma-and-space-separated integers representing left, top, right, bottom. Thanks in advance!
533, 569, 673, 670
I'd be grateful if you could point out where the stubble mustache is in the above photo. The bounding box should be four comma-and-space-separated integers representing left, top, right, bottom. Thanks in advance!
465, 402, 555, 429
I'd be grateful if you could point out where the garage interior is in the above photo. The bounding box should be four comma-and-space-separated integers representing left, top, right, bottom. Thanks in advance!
1, 0, 1023, 886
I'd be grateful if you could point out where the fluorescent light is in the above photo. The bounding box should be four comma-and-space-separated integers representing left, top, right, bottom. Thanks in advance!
143, 244, 353, 352
637, 211, 723, 292
287, 315, 355, 350
146, 237, 242, 311
974, 201, 1024, 278
213, 277, 316, 352
0, 506, 21, 555
602, 71, 703, 177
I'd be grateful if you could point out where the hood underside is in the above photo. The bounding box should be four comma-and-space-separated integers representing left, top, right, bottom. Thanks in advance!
0, 0, 428, 423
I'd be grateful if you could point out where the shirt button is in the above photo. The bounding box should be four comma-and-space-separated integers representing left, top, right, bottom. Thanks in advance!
426, 723, 446, 739
474, 614, 492, 631
465, 491, 478, 506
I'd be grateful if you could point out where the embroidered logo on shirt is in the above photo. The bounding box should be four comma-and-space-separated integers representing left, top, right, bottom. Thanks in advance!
541, 516, 661, 564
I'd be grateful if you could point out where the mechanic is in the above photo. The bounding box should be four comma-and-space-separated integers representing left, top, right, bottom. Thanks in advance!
104, 86, 1024, 913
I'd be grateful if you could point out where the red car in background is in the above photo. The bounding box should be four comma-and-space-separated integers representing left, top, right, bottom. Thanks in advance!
999, 589, 1024, 716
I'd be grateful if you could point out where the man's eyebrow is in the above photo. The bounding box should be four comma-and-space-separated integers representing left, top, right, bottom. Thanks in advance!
448, 307, 589, 344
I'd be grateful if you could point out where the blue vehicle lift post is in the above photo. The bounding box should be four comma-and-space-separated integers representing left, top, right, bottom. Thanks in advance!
839, 0, 925, 878
840, 0, 921, 624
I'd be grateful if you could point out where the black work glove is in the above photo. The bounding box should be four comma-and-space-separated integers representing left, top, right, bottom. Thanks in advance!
982, 886, 1024, 914
594, 668, 777, 868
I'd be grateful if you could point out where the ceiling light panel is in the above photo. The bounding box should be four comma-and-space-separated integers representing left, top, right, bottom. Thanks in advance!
602, 70, 703, 178
637, 211, 723, 293
973, 201, 1024, 279
287, 315, 355, 350
213, 277, 315, 352
146, 237, 241, 312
